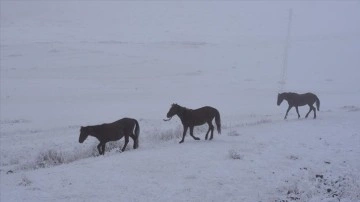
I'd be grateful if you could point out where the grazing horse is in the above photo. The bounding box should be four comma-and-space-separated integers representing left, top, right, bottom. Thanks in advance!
277, 92, 320, 119
164, 104, 221, 143
79, 118, 140, 155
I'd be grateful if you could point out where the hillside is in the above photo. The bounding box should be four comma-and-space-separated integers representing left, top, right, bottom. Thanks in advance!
1, 2, 359, 201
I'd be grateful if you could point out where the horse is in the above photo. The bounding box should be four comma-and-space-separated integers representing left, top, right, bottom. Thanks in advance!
164, 103, 221, 143
277, 92, 320, 119
79, 118, 140, 155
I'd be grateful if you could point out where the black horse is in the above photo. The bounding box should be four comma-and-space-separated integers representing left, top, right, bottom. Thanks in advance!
277, 92, 320, 119
164, 104, 221, 143
79, 118, 140, 155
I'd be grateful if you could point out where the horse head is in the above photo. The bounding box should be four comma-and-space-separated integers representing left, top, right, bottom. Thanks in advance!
277, 93, 285, 106
164, 103, 179, 121
79, 126, 90, 143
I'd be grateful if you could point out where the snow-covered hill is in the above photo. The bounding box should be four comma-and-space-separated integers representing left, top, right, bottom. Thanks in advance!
1, 2, 359, 201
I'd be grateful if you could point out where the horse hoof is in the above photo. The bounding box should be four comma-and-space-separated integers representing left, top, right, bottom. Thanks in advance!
179, 141, 184, 144
195, 138, 200, 140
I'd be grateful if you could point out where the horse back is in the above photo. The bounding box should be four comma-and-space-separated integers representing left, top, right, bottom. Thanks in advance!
113, 118, 137, 132
186, 106, 219, 125
290, 92, 318, 106
94, 118, 137, 141
192, 106, 217, 115
302, 93, 318, 101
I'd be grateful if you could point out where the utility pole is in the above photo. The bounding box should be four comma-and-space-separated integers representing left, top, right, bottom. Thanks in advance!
279, 8, 293, 93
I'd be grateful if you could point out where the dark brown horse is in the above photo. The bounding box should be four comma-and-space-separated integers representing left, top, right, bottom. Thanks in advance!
79, 118, 140, 155
277, 92, 320, 119
164, 104, 221, 143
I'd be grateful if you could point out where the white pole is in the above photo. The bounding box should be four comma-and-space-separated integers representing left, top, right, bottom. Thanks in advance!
279, 8, 293, 93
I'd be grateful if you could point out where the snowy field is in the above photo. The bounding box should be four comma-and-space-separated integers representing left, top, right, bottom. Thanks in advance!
1, 1, 360, 201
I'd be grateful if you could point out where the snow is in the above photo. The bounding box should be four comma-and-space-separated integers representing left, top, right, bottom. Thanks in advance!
1, 1, 360, 201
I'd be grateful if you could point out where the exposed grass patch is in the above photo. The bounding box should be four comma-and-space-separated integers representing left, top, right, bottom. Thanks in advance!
146, 125, 182, 142
275, 169, 360, 201
18, 175, 32, 186
35, 149, 66, 168
228, 149, 243, 160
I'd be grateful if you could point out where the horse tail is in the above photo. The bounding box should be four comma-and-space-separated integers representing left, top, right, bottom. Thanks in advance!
133, 119, 140, 148
215, 109, 221, 134
134, 119, 140, 138
315, 95, 320, 111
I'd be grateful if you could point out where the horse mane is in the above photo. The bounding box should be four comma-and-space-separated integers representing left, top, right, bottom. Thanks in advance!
173, 103, 190, 110
178, 104, 194, 112
280, 92, 296, 97
171, 104, 194, 117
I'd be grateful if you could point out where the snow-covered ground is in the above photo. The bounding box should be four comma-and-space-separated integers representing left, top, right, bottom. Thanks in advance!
1, 1, 359, 201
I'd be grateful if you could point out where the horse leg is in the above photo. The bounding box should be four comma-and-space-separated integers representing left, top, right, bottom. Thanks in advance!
305, 105, 312, 118
312, 106, 317, 119
189, 126, 200, 141
101, 143, 106, 155
130, 134, 138, 149
284, 105, 292, 119
208, 122, 214, 140
295, 106, 300, 119
205, 127, 211, 140
97, 143, 102, 155
121, 135, 129, 152
179, 126, 188, 144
